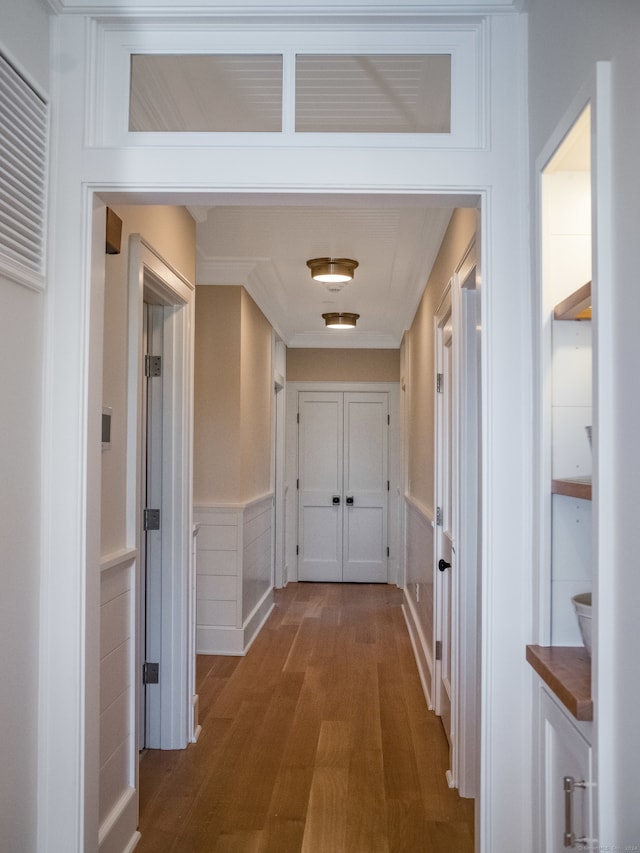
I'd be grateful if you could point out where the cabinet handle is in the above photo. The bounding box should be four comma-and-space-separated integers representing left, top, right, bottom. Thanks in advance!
332, 495, 340, 505
563, 776, 588, 848
346, 496, 354, 505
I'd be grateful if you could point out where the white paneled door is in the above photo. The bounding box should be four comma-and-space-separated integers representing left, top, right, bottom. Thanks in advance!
298, 391, 389, 583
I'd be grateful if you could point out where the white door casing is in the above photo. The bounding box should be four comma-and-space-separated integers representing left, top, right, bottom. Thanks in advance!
297, 390, 389, 583
435, 286, 455, 766
42, 14, 531, 851
128, 236, 196, 752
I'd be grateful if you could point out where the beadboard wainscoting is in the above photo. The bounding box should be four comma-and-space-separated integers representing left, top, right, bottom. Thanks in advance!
402, 495, 436, 709
195, 495, 275, 656
99, 549, 139, 853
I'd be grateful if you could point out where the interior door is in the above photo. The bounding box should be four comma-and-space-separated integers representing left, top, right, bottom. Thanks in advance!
435, 295, 455, 748
343, 392, 389, 582
298, 390, 388, 582
298, 392, 343, 581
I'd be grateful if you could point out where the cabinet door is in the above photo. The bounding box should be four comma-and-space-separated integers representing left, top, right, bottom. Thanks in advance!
539, 686, 593, 851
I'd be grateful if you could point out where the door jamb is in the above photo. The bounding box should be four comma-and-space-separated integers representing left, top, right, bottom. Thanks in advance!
127, 235, 195, 750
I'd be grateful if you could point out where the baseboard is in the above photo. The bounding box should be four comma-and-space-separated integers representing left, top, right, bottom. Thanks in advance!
197, 625, 245, 655
197, 588, 274, 656
98, 787, 139, 853
402, 592, 434, 710
242, 587, 275, 653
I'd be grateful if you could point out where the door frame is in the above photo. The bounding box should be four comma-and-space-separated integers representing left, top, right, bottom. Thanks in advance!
433, 233, 482, 796
455, 238, 481, 799
285, 381, 401, 585
434, 284, 456, 780
127, 236, 196, 750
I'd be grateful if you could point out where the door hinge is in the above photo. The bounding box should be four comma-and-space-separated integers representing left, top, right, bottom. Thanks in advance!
145, 354, 162, 378
387, 546, 390, 557
387, 480, 390, 491
296, 545, 299, 555
143, 508, 160, 531
435, 640, 442, 661
143, 662, 159, 685
297, 478, 299, 490
387, 414, 390, 425
297, 412, 300, 424
436, 373, 444, 393
436, 506, 443, 527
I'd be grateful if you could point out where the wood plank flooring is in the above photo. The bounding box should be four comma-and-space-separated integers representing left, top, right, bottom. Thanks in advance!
136, 583, 474, 853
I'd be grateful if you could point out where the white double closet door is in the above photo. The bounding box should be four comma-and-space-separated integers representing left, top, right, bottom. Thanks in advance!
298, 391, 389, 583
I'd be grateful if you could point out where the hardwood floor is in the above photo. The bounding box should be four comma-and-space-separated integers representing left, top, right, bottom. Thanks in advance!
136, 583, 474, 853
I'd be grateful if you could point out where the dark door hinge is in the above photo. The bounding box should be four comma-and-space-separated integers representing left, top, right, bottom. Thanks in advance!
144, 508, 160, 531
387, 546, 390, 557
145, 354, 162, 378
437, 373, 444, 393
143, 662, 159, 685
296, 545, 299, 555
435, 640, 442, 661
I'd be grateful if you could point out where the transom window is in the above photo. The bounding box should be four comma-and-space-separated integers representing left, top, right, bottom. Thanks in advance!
128, 53, 451, 135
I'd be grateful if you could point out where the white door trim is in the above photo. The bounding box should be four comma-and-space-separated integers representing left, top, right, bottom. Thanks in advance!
128, 235, 195, 750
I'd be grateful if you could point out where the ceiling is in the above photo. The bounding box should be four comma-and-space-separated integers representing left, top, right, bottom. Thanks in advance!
130, 53, 470, 348
192, 197, 457, 348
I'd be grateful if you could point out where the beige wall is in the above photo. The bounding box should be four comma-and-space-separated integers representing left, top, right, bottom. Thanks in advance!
404, 207, 478, 510
287, 347, 400, 381
194, 286, 273, 504
193, 287, 242, 502
240, 289, 274, 499
101, 204, 196, 556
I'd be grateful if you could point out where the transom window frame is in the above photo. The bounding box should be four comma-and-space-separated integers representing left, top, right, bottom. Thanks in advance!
96, 23, 485, 150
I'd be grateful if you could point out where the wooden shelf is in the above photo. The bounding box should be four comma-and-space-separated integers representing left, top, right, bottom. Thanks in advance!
527, 645, 593, 721
552, 477, 592, 500
554, 281, 592, 321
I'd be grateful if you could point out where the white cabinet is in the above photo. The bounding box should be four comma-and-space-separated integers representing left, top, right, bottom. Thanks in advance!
537, 685, 594, 851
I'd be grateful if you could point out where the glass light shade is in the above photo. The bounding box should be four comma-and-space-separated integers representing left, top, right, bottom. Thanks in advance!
307, 257, 358, 283
322, 312, 360, 329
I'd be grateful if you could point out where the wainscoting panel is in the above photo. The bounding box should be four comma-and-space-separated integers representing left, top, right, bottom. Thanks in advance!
99, 550, 139, 853
195, 497, 274, 656
402, 496, 435, 708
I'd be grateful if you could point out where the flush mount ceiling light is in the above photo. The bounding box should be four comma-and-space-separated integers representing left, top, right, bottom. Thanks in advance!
322, 312, 360, 329
307, 257, 359, 284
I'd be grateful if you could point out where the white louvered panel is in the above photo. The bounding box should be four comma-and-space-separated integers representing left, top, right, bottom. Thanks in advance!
0, 53, 48, 287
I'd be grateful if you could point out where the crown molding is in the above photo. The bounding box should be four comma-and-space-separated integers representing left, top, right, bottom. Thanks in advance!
287, 330, 400, 349
44, 0, 520, 16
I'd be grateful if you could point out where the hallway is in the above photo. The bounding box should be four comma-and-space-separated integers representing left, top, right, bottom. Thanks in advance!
136, 583, 474, 852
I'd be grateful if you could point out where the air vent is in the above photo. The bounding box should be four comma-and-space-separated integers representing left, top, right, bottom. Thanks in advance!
0, 52, 48, 288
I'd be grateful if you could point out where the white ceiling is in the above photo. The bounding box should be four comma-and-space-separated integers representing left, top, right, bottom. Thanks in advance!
193, 198, 457, 348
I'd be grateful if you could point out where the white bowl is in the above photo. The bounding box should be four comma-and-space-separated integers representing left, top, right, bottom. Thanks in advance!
572, 592, 592, 656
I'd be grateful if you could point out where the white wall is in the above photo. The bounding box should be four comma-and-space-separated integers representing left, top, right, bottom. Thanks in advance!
0, 278, 43, 853
0, 1, 49, 848
527, 0, 640, 842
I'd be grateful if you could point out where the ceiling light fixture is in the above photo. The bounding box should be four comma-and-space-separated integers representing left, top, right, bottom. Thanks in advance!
322, 312, 360, 329
307, 257, 359, 284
